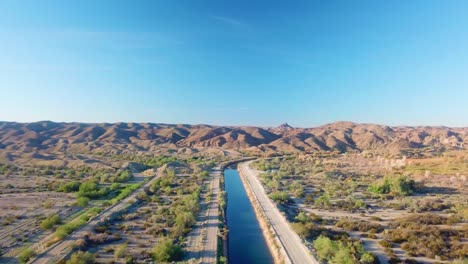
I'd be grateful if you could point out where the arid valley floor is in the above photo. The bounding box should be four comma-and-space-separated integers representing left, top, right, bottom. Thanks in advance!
0, 121, 466, 264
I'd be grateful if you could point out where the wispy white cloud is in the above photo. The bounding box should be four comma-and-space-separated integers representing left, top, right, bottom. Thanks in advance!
210, 15, 245, 28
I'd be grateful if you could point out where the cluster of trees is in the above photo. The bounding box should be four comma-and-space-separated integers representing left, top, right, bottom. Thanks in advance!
99, 170, 134, 183
313, 235, 376, 264
169, 188, 201, 238
55, 207, 102, 240
77, 181, 108, 199
254, 159, 281, 171
110, 183, 141, 204
58, 181, 81, 192
368, 175, 415, 196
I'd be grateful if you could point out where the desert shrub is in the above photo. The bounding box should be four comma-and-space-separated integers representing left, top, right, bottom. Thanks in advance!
313, 235, 337, 260
76, 197, 90, 206
78, 181, 107, 198
314, 193, 331, 207
110, 183, 121, 190
360, 252, 376, 264
55, 207, 101, 239
152, 237, 183, 262
305, 194, 315, 204
392, 213, 447, 227
112, 170, 133, 183
294, 211, 309, 223
313, 235, 376, 263
111, 183, 142, 204
410, 198, 451, 212
59, 181, 81, 192
40, 214, 61, 230
55, 220, 86, 239
368, 175, 415, 196
175, 211, 196, 229
114, 243, 128, 259
269, 191, 289, 204
43, 200, 54, 209
18, 248, 36, 264
66, 251, 96, 264
289, 181, 305, 197
385, 218, 467, 259
335, 219, 383, 233
291, 222, 317, 239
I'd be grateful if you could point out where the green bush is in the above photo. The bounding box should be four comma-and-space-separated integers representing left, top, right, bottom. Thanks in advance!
76, 197, 90, 206
360, 252, 376, 264
40, 214, 61, 230
269, 191, 289, 204
59, 181, 81, 192
111, 183, 141, 204
315, 193, 331, 207
112, 170, 133, 183
55, 207, 102, 239
78, 181, 102, 198
18, 248, 36, 264
291, 222, 316, 239
313, 235, 337, 260
368, 175, 415, 196
313, 235, 377, 263
66, 251, 96, 264
152, 237, 183, 262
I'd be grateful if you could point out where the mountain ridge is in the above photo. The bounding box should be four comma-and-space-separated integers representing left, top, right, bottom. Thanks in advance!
0, 121, 466, 161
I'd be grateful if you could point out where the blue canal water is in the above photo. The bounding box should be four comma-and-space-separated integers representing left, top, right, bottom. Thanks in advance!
224, 168, 274, 264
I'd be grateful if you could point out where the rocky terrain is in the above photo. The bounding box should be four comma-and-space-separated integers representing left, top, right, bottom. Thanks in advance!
0, 121, 466, 167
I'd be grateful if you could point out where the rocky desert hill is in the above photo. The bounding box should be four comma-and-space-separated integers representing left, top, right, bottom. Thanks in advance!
0, 121, 466, 167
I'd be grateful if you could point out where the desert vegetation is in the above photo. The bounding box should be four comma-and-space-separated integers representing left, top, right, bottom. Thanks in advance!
63, 157, 215, 263
253, 150, 468, 263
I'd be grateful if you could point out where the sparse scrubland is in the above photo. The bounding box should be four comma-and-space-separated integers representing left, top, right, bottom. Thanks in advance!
1, 121, 467, 263
253, 150, 468, 263
68, 157, 215, 263
0, 151, 221, 263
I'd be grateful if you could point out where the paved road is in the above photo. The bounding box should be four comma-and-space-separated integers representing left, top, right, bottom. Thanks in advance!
239, 161, 319, 264
31, 168, 164, 264
184, 167, 220, 264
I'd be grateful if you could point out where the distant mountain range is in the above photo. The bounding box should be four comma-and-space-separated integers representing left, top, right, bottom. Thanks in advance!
0, 121, 466, 165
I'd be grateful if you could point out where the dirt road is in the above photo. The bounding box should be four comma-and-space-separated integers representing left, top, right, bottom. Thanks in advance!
184, 167, 220, 264
239, 161, 319, 264
30, 169, 164, 264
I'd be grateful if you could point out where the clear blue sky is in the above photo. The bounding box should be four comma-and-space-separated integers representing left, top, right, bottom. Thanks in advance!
0, 0, 467, 127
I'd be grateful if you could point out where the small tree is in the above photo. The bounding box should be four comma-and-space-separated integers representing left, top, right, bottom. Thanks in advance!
152, 237, 183, 262
40, 214, 61, 230
66, 251, 95, 264
76, 197, 90, 207
313, 235, 337, 260
18, 248, 36, 264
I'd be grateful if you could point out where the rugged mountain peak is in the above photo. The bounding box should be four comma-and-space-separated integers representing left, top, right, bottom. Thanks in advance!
278, 123, 293, 129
